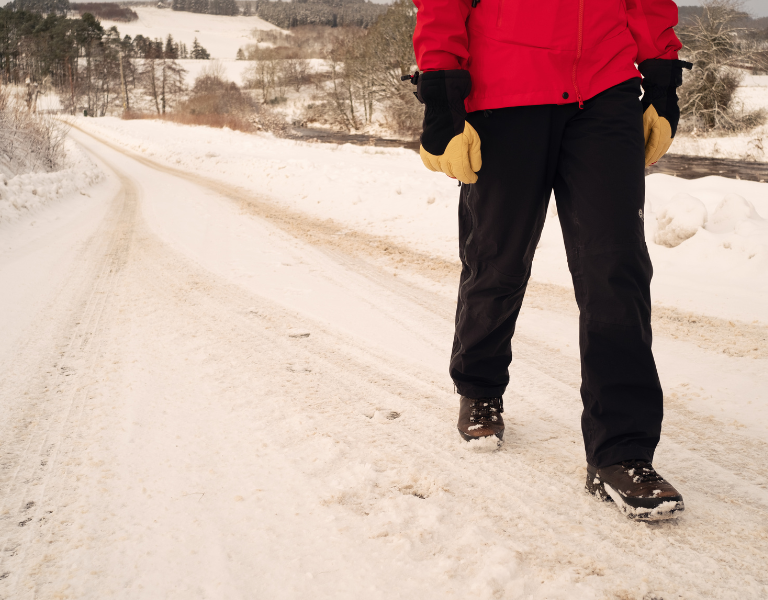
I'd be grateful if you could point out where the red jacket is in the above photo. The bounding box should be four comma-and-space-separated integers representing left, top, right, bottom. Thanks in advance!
412, 0, 682, 112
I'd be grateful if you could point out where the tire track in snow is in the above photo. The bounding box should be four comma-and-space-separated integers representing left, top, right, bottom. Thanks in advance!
66, 123, 768, 359
0, 173, 135, 598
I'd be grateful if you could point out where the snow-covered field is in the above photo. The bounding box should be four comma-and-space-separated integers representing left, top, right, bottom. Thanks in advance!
1, 117, 767, 599
99, 7, 281, 60
69, 116, 768, 323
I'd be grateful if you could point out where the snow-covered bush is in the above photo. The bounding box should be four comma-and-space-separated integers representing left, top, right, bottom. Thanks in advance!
0, 86, 67, 179
677, 0, 768, 132
707, 193, 762, 233
655, 193, 709, 247
0, 137, 102, 225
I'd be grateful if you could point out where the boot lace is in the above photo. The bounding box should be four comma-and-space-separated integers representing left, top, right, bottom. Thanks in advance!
469, 397, 504, 424
620, 460, 664, 484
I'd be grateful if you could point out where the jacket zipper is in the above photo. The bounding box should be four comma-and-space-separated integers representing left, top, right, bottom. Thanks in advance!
571, 0, 585, 108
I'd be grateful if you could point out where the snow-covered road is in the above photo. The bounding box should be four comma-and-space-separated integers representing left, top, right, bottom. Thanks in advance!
1, 129, 767, 599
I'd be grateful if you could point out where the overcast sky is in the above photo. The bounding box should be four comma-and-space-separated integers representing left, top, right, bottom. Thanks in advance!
676, 0, 768, 17
2, 0, 766, 18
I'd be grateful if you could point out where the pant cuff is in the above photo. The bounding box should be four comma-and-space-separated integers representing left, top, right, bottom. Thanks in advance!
587, 445, 656, 469
454, 383, 507, 399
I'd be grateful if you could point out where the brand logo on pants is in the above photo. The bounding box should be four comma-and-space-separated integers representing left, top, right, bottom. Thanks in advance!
639, 209, 644, 222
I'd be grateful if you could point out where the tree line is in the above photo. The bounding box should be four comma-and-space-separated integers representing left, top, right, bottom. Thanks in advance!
171, 0, 239, 17
0, 6, 213, 116
253, 0, 386, 29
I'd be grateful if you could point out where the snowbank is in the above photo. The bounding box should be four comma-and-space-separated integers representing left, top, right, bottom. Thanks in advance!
0, 137, 103, 225
71, 116, 768, 322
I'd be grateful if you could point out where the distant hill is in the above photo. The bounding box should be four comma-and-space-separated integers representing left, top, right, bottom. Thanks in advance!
71, 2, 138, 21
5, 0, 69, 15
253, 0, 387, 29
97, 6, 281, 60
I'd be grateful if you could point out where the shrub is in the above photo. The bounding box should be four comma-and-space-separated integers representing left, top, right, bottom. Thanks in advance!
0, 86, 66, 178
677, 0, 766, 131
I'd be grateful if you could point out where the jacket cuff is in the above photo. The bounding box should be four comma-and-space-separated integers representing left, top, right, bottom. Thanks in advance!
417, 70, 471, 154
638, 59, 693, 89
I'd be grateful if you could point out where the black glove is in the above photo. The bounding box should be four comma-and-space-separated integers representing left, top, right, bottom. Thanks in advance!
638, 58, 693, 165
411, 70, 481, 184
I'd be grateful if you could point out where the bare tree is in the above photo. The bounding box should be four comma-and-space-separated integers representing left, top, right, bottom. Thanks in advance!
245, 59, 279, 103
283, 58, 310, 92
140, 59, 162, 114
159, 59, 187, 114
677, 0, 766, 131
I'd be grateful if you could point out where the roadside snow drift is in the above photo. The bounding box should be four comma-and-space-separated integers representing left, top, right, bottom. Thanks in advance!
0, 137, 102, 225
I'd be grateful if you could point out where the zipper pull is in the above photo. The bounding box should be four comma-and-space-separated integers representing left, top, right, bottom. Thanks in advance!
577, 94, 584, 109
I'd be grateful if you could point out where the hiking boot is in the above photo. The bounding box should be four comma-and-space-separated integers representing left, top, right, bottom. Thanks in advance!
586, 460, 684, 521
457, 396, 504, 442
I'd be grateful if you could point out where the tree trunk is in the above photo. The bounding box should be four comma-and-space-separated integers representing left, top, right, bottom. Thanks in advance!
119, 50, 130, 112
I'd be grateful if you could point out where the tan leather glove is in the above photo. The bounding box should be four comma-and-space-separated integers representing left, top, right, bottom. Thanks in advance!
420, 122, 481, 183
413, 70, 481, 184
639, 59, 693, 166
643, 105, 674, 166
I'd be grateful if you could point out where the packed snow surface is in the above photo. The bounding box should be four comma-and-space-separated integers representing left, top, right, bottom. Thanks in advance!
71, 116, 768, 323
98, 7, 282, 60
0, 120, 766, 599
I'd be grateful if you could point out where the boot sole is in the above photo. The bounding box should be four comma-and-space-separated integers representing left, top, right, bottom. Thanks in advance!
457, 427, 504, 443
586, 473, 684, 521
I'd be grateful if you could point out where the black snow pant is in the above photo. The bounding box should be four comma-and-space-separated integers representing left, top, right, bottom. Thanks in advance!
450, 78, 663, 468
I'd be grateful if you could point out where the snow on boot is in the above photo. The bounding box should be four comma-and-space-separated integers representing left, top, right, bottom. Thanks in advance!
586, 460, 684, 521
457, 396, 504, 442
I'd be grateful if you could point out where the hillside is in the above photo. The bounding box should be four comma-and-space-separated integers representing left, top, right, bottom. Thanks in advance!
99, 6, 283, 60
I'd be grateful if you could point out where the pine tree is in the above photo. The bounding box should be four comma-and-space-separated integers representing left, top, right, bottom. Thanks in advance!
164, 34, 178, 59
191, 38, 211, 60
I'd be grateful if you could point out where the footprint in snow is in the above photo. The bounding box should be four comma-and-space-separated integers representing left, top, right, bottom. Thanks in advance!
372, 410, 401, 423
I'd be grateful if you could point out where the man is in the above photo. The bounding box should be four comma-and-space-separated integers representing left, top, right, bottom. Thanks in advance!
409, 0, 691, 520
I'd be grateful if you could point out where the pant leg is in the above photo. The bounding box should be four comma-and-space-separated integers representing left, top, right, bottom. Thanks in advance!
552, 78, 664, 468
450, 106, 562, 398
